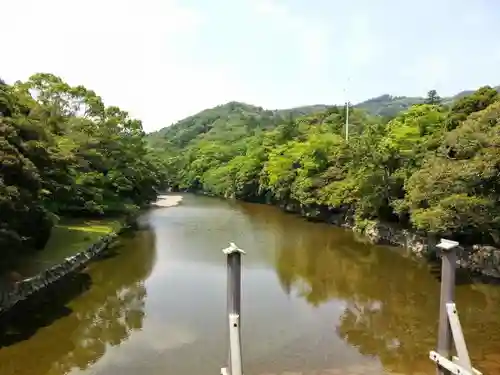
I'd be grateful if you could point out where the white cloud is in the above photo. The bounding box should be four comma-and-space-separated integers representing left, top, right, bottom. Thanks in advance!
254, 0, 288, 16
345, 14, 381, 68
461, 2, 488, 28
401, 55, 451, 92
252, 0, 330, 74
0, 0, 234, 131
463, 11, 485, 27
0, 0, 359, 131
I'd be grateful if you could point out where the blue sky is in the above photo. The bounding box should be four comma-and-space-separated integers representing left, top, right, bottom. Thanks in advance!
1, 0, 499, 131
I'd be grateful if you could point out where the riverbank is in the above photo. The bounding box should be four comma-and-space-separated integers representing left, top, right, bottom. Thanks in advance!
151, 194, 183, 208
0, 236, 117, 315
277, 201, 500, 278
0, 218, 123, 279
0, 195, 184, 315
0, 219, 125, 315
0, 217, 129, 313
179, 189, 500, 278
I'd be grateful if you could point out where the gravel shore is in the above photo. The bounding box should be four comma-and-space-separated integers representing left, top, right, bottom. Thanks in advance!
152, 195, 183, 208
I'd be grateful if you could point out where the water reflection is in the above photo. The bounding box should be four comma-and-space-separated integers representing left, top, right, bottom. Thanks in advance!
256, 202, 500, 374
1, 196, 500, 375
0, 229, 156, 375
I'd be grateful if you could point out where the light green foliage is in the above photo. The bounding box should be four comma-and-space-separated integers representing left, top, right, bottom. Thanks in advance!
382, 104, 445, 153
44, 219, 122, 254
403, 101, 500, 239
446, 86, 499, 130
264, 130, 344, 204
149, 87, 500, 245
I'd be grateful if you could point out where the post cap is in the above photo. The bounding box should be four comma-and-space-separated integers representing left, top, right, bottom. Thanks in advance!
222, 242, 246, 255
436, 238, 460, 251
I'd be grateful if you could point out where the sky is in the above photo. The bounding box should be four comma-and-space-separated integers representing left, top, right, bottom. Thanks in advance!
1, 0, 499, 132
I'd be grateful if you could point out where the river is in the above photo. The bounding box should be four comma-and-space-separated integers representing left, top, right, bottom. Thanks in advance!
0, 193, 499, 375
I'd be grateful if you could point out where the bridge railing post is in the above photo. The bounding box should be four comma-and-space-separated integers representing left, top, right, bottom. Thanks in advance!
436, 239, 458, 375
429, 239, 481, 375
221, 243, 245, 375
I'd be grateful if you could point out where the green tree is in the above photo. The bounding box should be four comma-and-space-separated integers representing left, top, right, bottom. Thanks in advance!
425, 89, 442, 105
149, 85, 500, 246
446, 86, 499, 130
404, 101, 500, 242
0, 74, 166, 258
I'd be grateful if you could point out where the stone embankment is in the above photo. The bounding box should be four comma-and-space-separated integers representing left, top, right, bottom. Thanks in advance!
0, 194, 183, 314
156, 190, 500, 278
0, 233, 117, 314
355, 221, 500, 278
281, 201, 500, 278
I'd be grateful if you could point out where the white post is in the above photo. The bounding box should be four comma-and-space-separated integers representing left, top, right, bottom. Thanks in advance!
344, 78, 350, 143
229, 314, 243, 375
435, 239, 458, 375
429, 240, 482, 375
345, 100, 349, 142
446, 303, 472, 373
221, 243, 245, 375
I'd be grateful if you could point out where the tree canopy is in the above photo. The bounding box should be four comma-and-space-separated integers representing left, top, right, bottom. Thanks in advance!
149, 86, 500, 246
0, 74, 167, 258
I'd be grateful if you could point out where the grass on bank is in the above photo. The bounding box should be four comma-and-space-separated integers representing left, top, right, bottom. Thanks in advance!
0, 218, 124, 278
42, 218, 123, 255
9, 218, 125, 276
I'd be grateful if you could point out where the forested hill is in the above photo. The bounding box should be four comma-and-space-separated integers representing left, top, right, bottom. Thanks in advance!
148, 86, 500, 149
356, 86, 500, 118
147, 102, 331, 150
355, 94, 425, 118
149, 86, 500, 246
0, 74, 167, 258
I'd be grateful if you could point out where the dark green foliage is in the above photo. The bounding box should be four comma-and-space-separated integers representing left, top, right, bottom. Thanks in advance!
0, 74, 166, 257
355, 94, 426, 118
446, 86, 499, 130
354, 86, 500, 119
404, 101, 500, 241
425, 90, 442, 105
150, 86, 500, 245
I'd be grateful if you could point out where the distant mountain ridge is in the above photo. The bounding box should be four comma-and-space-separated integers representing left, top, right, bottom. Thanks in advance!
147, 85, 499, 149
354, 86, 500, 118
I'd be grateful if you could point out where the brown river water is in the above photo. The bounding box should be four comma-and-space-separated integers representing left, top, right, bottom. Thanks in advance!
1, 193, 500, 375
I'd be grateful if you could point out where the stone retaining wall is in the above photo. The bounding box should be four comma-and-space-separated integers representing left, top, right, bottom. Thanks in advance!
282, 201, 500, 278
351, 220, 500, 278
0, 233, 118, 314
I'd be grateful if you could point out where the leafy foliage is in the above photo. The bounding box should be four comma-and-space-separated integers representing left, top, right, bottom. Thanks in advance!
355, 86, 500, 119
150, 86, 500, 245
355, 94, 426, 119
425, 90, 442, 105
0, 74, 166, 258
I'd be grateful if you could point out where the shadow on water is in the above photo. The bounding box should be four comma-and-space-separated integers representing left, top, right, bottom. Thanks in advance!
2, 198, 500, 375
0, 271, 92, 348
427, 257, 500, 286
0, 227, 157, 375
0, 237, 129, 348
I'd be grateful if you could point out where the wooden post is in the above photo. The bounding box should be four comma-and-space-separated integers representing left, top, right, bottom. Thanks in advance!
436, 239, 459, 375
221, 243, 245, 375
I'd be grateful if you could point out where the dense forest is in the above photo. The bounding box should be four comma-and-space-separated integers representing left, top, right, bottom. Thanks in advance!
354, 86, 500, 119
0, 74, 166, 258
149, 86, 500, 246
